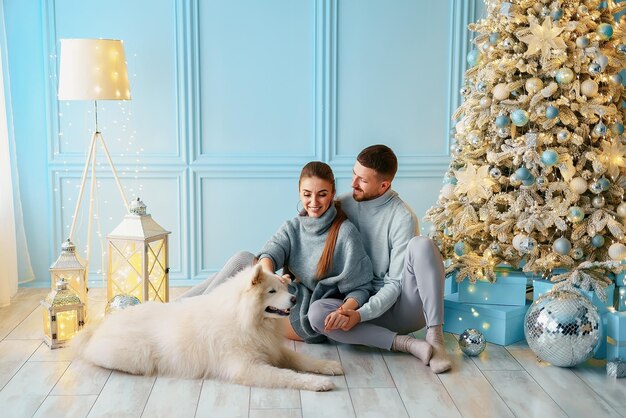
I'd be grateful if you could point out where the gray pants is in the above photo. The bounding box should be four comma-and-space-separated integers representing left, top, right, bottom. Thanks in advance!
178, 251, 257, 298
307, 236, 445, 350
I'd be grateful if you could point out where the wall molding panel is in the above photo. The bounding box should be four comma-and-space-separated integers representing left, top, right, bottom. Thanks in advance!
16, 0, 481, 283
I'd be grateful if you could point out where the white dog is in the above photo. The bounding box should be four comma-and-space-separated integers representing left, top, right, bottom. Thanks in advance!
72, 264, 343, 391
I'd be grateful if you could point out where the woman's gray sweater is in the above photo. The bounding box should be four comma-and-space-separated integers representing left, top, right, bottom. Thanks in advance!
258, 204, 374, 343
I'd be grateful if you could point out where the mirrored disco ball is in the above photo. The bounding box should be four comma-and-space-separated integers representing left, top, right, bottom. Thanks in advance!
524, 289, 600, 367
105, 294, 141, 315
458, 328, 486, 356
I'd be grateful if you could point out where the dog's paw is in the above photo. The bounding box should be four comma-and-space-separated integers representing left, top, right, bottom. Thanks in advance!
317, 360, 344, 376
306, 377, 335, 392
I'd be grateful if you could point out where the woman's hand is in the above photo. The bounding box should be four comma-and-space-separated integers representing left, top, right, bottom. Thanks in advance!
324, 310, 349, 331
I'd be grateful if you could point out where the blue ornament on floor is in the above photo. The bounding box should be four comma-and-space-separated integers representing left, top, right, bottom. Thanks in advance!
524, 290, 600, 367
495, 114, 510, 128
458, 329, 486, 356
597, 23, 614, 41
546, 105, 559, 119
541, 149, 559, 166
511, 109, 529, 126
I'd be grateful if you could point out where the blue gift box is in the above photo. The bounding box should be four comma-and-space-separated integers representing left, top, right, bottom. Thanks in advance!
594, 312, 609, 360
532, 280, 615, 314
443, 293, 530, 345
613, 260, 626, 286
607, 311, 626, 360
444, 276, 458, 296
458, 267, 528, 306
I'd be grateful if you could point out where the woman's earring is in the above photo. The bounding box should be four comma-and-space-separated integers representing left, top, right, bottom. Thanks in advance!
296, 200, 304, 214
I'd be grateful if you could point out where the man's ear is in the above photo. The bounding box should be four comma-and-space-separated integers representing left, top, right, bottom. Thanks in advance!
251, 263, 264, 286
380, 180, 391, 193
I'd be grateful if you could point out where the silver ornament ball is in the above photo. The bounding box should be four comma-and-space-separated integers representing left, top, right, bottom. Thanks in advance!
458, 328, 487, 356
489, 167, 502, 179
105, 294, 141, 315
524, 290, 600, 367
592, 195, 605, 208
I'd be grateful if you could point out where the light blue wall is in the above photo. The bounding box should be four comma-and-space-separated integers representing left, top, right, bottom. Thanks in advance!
4, 0, 482, 286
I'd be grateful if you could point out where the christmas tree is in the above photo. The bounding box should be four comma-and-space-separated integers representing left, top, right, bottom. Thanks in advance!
426, 0, 626, 289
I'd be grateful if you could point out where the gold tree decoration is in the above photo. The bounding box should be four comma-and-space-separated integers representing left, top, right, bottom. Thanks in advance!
426, 0, 626, 285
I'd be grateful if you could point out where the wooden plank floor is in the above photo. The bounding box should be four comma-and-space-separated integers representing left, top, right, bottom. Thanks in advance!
1, 288, 625, 418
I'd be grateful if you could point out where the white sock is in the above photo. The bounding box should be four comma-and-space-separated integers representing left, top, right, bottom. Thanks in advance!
391, 334, 433, 365
425, 325, 452, 374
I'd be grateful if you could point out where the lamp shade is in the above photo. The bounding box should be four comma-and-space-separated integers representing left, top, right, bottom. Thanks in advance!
58, 38, 131, 100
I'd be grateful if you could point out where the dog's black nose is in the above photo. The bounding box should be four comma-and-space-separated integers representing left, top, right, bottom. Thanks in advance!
290, 296, 296, 305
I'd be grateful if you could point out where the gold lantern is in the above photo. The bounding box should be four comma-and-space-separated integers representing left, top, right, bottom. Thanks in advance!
49, 239, 87, 308
41, 278, 86, 349
107, 198, 171, 303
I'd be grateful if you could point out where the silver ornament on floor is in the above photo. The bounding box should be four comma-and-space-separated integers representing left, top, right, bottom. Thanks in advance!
458, 328, 487, 356
524, 290, 600, 367
105, 294, 141, 315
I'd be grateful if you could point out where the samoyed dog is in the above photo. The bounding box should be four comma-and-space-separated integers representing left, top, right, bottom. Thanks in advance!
72, 264, 343, 391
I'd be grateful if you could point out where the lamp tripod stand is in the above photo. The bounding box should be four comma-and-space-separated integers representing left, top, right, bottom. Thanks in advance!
67, 101, 130, 278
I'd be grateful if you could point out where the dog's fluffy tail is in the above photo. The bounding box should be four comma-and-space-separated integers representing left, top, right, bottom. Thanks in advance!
69, 318, 100, 358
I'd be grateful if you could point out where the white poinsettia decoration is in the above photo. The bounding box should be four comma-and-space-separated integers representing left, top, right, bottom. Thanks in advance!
454, 163, 496, 202
601, 140, 626, 179
519, 17, 566, 60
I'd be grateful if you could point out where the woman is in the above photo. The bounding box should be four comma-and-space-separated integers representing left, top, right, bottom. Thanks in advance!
258, 161, 374, 342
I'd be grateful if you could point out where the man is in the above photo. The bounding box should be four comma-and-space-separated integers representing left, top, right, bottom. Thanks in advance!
307, 144, 451, 374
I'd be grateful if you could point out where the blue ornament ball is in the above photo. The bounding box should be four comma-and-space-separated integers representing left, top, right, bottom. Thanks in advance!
550, 8, 564, 20
598, 177, 610, 191
597, 23, 614, 41
511, 109, 530, 126
612, 123, 625, 135
618, 44, 626, 55
522, 175, 536, 187
546, 105, 559, 119
495, 114, 511, 128
515, 166, 531, 180
567, 206, 585, 223
454, 241, 468, 256
592, 235, 605, 248
541, 149, 559, 166
467, 49, 480, 67
556, 68, 574, 84
589, 62, 602, 75
576, 36, 589, 48
553, 237, 572, 255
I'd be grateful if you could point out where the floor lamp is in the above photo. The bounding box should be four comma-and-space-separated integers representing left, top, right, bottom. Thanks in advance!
57, 38, 132, 289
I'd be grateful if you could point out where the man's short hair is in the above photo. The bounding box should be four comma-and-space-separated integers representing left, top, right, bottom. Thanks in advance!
357, 144, 398, 181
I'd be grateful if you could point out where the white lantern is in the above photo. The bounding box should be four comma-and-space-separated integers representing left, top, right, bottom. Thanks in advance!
49, 239, 87, 308
41, 278, 86, 349
107, 198, 171, 303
